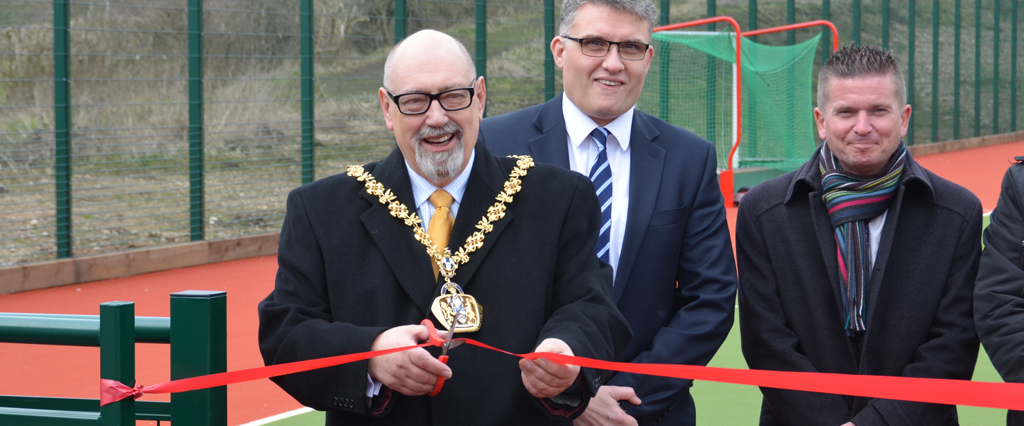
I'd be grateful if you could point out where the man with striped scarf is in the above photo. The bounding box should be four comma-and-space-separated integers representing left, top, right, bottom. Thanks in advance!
736, 44, 981, 426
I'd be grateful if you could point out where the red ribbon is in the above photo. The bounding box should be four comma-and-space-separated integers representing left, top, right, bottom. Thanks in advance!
100, 320, 1024, 411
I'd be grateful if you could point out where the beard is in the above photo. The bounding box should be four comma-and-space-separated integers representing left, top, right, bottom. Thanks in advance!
414, 122, 465, 185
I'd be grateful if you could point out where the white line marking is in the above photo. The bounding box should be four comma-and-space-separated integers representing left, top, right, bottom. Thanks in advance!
238, 407, 315, 426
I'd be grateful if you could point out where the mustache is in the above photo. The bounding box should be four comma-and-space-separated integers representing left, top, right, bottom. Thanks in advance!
415, 122, 462, 141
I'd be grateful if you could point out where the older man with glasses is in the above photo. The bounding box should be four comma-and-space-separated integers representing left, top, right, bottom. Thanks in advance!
258, 29, 630, 426
481, 0, 738, 425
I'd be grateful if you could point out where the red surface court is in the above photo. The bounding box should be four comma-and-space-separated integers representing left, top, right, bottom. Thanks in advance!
1, 141, 1021, 425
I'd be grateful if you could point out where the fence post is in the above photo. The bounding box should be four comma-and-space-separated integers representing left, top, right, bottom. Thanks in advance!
53, 0, 72, 259
932, 0, 939, 142
974, 0, 981, 137
476, 0, 487, 116
954, 0, 961, 139
301, 0, 315, 185
787, 0, 795, 45
394, 0, 407, 43
170, 290, 227, 426
748, 0, 757, 38
993, 0, 1000, 134
907, 0, 916, 145
99, 302, 135, 426
1012, 0, 1018, 131
544, 0, 555, 101
852, 0, 860, 46
188, 0, 205, 241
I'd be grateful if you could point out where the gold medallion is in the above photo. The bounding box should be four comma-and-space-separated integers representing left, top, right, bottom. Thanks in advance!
347, 156, 534, 334
431, 282, 482, 333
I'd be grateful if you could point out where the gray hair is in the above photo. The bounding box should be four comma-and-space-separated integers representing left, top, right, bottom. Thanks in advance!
382, 29, 476, 88
558, 0, 658, 38
817, 44, 907, 108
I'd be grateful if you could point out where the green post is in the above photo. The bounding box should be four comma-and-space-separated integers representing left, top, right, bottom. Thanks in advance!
993, 0, 1000, 134
188, 0, 204, 241
99, 302, 136, 426
657, 0, 669, 121
475, 0, 486, 116
1012, 0, 1018, 131
787, 0, 795, 45
544, 0, 555, 101
394, 0, 407, 43
883, 0, 890, 49
907, 0, 915, 145
975, 0, 981, 137
301, 0, 314, 184
748, 0, 757, 40
932, 0, 939, 142
954, 0, 961, 139
706, 0, 716, 140
170, 291, 227, 426
853, 0, 861, 45
53, 0, 72, 259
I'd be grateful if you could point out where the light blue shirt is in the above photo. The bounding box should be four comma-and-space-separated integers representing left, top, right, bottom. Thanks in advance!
366, 149, 475, 397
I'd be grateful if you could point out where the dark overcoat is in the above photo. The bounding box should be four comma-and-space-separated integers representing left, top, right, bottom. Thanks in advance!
974, 157, 1024, 426
258, 143, 631, 425
737, 148, 981, 426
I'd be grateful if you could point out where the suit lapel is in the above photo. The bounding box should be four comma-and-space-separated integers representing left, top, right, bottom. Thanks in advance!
359, 148, 436, 316
613, 114, 663, 302
526, 97, 572, 168
442, 144, 514, 293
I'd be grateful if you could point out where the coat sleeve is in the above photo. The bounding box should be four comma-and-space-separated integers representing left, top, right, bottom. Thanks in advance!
607, 143, 737, 425
976, 162, 1024, 384
536, 173, 633, 419
851, 198, 982, 426
736, 198, 853, 426
258, 188, 391, 417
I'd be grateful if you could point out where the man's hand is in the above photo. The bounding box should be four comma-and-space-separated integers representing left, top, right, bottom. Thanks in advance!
519, 338, 580, 398
367, 324, 452, 396
841, 423, 856, 426
573, 386, 641, 426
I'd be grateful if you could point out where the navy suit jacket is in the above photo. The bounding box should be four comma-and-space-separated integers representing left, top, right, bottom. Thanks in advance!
481, 95, 738, 425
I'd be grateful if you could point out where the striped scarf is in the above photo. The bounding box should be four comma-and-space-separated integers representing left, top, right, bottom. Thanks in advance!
818, 142, 906, 334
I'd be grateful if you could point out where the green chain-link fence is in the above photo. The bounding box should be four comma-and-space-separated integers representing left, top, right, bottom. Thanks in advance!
1, 0, 1021, 266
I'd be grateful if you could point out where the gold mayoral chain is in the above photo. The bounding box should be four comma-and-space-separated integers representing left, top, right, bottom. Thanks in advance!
346, 155, 534, 333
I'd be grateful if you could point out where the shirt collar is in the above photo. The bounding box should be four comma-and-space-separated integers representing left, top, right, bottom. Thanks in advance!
561, 92, 633, 151
406, 149, 475, 212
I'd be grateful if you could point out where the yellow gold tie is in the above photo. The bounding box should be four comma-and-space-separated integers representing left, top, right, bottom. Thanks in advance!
427, 189, 455, 280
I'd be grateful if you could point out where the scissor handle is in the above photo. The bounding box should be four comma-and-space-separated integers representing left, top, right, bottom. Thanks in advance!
428, 355, 449, 396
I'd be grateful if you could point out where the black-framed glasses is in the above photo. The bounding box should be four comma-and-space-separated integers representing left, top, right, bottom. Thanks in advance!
562, 36, 650, 61
386, 86, 476, 115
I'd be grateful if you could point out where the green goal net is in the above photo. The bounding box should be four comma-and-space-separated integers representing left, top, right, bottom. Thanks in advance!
638, 30, 822, 172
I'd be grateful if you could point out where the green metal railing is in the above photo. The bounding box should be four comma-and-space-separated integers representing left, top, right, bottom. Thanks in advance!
0, 290, 226, 425
1, 0, 1021, 267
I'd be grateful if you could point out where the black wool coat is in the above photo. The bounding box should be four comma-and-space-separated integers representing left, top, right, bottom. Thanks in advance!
258, 144, 631, 426
737, 148, 981, 426
974, 157, 1024, 426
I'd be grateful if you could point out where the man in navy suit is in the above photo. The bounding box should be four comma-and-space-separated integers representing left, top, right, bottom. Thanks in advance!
481, 0, 738, 424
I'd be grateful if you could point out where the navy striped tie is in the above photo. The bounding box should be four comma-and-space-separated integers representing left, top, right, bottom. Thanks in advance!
588, 128, 612, 263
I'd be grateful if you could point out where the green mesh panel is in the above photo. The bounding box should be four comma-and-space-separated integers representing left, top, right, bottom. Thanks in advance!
639, 31, 821, 172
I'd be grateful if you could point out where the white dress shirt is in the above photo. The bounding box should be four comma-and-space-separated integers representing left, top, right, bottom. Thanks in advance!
365, 150, 475, 397
562, 93, 632, 281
